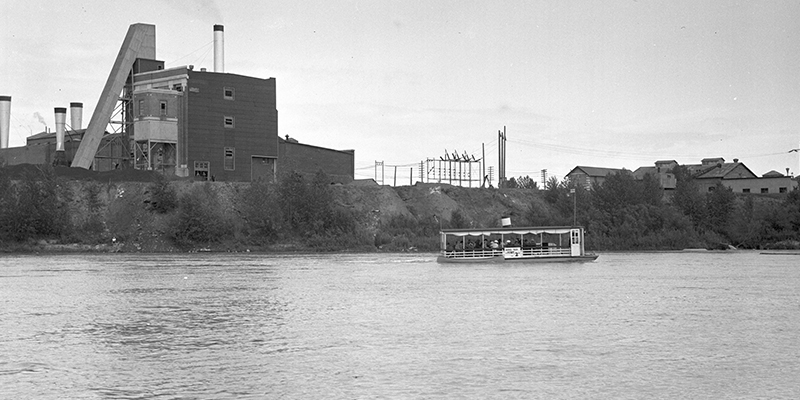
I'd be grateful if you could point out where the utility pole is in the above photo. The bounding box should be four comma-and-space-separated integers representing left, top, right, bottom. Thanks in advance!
497, 126, 507, 187
375, 161, 384, 185
571, 188, 577, 226
482, 143, 486, 188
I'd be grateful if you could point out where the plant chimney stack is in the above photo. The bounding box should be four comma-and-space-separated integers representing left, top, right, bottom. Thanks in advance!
70, 102, 83, 131
214, 24, 224, 73
54, 107, 66, 152
0, 96, 10, 149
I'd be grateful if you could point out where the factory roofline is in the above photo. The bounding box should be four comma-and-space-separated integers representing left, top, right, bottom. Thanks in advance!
133, 65, 276, 81
278, 136, 354, 154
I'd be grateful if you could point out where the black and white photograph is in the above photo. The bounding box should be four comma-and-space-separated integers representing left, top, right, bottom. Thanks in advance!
2, 1, 799, 398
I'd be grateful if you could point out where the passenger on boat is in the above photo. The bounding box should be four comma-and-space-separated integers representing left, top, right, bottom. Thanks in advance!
455, 241, 464, 251
490, 240, 499, 249
467, 240, 475, 249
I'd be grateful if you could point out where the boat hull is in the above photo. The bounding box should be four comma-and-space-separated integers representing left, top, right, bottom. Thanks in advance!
437, 254, 598, 263
436, 255, 506, 263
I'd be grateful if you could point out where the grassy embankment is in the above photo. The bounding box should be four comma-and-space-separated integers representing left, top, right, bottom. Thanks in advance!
1, 165, 799, 253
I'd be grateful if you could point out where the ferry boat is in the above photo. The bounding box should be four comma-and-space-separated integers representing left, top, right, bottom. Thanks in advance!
437, 225, 598, 263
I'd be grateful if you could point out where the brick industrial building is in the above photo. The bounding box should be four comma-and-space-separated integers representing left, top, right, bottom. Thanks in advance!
0, 24, 354, 183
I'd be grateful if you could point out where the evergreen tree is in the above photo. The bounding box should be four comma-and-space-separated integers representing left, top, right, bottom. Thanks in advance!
704, 183, 736, 234
671, 165, 705, 228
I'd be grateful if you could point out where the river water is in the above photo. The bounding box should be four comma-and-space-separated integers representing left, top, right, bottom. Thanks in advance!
1, 251, 799, 399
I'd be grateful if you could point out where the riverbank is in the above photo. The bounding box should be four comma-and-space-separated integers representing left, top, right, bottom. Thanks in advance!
2, 165, 799, 253
1, 166, 546, 253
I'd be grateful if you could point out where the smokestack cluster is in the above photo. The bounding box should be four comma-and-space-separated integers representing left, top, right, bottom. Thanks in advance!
70, 102, 83, 131
0, 95, 10, 149
54, 107, 66, 152
214, 24, 224, 73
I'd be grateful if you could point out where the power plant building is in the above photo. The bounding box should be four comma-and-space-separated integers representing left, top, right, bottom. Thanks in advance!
0, 23, 354, 183
131, 64, 279, 181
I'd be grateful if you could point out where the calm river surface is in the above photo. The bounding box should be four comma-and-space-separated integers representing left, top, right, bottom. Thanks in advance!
2, 251, 799, 399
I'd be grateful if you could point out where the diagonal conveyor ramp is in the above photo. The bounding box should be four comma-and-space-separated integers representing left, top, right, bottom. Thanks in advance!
71, 23, 155, 169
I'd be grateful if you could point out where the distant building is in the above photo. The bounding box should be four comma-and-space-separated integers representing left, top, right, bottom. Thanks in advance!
570, 157, 798, 194
633, 160, 678, 189
565, 166, 626, 189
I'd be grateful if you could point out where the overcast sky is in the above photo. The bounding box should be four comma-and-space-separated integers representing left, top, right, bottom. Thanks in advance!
2, 0, 799, 183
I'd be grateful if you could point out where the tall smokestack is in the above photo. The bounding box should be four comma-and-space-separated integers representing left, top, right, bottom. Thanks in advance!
54, 107, 66, 152
70, 102, 83, 131
0, 96, 10, 149
214, 24, 224, 73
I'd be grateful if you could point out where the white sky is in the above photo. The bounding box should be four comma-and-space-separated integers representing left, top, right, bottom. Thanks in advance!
2, 0, 799, 183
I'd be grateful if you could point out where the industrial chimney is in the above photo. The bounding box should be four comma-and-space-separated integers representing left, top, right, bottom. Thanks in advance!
0, 95, 10, 149
70, 102, 83, 131
54, 107, 66, 152
213, 24, 224, 73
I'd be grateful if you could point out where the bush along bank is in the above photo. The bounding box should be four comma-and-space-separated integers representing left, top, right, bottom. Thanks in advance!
2, 166, 800, 252
0, 167, 433, 252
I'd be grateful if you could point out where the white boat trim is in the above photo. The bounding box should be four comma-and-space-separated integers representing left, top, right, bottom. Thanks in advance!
437, 225, 598, 263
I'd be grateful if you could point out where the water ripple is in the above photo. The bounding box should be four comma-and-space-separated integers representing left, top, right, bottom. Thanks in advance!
1, 252, 800, 398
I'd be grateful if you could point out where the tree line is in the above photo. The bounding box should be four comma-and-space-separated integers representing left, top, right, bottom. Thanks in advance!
2, 165, 798, 251
517, 167, 800, 250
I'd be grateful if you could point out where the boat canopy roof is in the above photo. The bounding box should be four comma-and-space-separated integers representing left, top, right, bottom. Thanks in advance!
440, 226, 582, 237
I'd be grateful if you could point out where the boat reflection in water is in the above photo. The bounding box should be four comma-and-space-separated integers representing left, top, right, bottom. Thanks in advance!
437, 225, 598, 263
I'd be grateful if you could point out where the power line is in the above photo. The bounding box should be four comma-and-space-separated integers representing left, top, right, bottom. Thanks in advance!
166, 40, 214, 65
509, 137, 789, 161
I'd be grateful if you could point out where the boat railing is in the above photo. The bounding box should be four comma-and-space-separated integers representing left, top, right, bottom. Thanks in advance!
441, 247, 571, 258
441, 249, 504, 259
521, 247, 571, 257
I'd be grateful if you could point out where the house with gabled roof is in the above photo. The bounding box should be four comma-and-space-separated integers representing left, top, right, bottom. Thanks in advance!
689, 157, 759, 192
565, 166, 627, 189
633, 160, 679, 189
721, 168, 796, 194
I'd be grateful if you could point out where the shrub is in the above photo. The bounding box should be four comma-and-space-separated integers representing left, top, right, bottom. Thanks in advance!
448, 209, 468, 229
78, 182, 106, 241
238, 180, 281, 243
147, 173, 177, 213
171, 183, 232, 246
277, 170, 363, 243
373, 214, 440, 251
3, 166, 71, 241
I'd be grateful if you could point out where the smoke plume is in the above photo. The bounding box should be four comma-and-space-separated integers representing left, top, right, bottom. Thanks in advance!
33, 112, 47, 129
